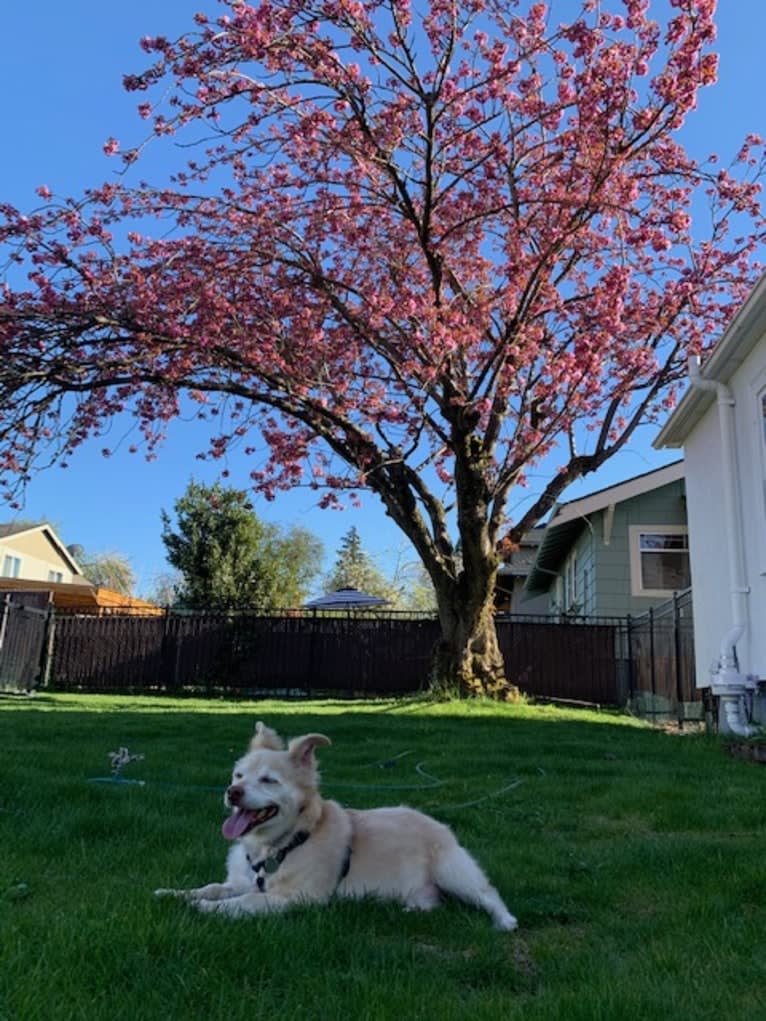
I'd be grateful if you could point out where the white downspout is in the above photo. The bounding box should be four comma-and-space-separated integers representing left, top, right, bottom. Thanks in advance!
688, 356, 755, 736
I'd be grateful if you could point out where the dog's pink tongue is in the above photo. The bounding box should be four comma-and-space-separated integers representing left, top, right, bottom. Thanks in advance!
222, 810, 254, 840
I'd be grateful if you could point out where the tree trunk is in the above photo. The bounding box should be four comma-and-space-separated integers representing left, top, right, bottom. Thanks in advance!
430, 574, 521, 700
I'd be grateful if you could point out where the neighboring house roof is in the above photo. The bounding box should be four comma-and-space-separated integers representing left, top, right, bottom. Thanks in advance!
0, 577, 161, 614
523, 461, 685, 595
0, 522, 84, 576
655, 270, 766, 448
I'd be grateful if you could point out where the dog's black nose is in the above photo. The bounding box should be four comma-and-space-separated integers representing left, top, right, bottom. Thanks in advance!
227, 784, 244, 805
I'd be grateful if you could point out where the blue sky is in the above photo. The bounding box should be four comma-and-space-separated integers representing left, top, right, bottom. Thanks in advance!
2, 1, 766, 597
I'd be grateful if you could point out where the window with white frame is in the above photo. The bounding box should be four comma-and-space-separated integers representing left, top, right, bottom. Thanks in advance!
2, 554, 21, 578
564, 552, 578, 609
554, 552, 580, 614
48, 570, 63, 583
629, 525, 690, 597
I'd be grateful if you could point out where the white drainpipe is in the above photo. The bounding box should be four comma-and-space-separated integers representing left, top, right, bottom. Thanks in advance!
688, 356, 755, 736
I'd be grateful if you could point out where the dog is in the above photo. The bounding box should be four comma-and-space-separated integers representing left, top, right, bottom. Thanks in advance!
155, 722, 518, 931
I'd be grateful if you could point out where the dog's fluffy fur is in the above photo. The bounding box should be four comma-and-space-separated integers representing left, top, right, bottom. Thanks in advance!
155, 722, 517, 931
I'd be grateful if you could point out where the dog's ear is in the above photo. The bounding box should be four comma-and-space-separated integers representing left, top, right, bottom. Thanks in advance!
249, 721, 285, 751
288, 733, 331, 768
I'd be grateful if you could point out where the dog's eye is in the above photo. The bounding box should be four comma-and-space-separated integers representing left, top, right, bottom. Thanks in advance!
233, 772, 243, 780
259, 775, 277, 784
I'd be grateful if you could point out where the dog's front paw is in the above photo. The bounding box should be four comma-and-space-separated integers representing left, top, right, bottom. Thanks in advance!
495, 911, 519, 932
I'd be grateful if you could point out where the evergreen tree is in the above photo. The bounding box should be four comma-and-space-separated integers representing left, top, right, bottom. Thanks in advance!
161, 481, 322, 610
324, 527, 398, 604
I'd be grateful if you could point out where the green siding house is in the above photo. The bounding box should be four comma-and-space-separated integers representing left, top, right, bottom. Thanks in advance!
522, 462, 688, 618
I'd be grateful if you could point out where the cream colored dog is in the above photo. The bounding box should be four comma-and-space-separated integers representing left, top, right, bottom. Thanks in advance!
155, 722, 518, 931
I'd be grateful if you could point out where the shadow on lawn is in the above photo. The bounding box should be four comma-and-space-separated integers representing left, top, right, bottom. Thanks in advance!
0, 693, 718, 803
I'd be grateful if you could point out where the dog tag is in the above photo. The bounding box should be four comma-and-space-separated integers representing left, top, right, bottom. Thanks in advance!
263, 857, 281, 875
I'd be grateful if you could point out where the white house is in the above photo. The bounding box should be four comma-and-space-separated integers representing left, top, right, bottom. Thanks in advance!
655, 271, 766, 735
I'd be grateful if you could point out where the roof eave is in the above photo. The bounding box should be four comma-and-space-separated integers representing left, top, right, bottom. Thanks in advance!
552, 460, 683, 524
655, 269, 766, 448
654, 390, 709, 449
523, 519, 585, 595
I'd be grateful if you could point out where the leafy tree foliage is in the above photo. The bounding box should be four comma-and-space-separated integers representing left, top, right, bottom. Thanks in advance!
161, 480, 322, 609
146, 570, 183, 607
1, 0, 764, 693
78, 552, 135, 594
392, 559, 438, 613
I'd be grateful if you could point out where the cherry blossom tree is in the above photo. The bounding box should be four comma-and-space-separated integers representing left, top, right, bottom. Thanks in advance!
1, 0, 764, 695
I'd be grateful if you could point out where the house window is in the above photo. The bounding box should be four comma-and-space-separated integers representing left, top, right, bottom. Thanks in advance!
629, 526, 690, 597
2, 555, 21, 578
555, 552, 580, 615
48, 570, 63, 583
564, 553, 578, 610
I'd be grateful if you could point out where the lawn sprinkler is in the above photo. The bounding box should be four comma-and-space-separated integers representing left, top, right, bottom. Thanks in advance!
88, 746, 146, 786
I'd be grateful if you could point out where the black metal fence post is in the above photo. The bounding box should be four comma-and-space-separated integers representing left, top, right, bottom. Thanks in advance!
38, 598, 56, 689
626, 614, 634, 704
649, 606, 656, 710
0, 592, 10, 654
673, 592, 684, 730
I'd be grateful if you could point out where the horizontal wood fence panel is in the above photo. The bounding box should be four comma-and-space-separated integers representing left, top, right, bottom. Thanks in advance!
496, 619, 620, 705
47, 593, 699, 718
51, 612, 440, 697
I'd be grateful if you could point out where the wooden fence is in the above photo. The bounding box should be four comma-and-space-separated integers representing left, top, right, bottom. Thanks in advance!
44, 595, 699, 718
49, 610, 623, 702
50, 611, 439, 697
496, 616, 621, 705
0, 588, 697, 718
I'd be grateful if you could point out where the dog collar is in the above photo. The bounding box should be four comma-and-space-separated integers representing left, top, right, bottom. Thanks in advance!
246, 833, 352, 894
247, 830, 310, 890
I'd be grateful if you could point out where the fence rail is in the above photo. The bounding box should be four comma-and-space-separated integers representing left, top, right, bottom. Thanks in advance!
40, 590, 698, 720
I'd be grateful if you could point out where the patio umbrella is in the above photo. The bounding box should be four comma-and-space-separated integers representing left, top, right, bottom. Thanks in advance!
303, 587, 390, 610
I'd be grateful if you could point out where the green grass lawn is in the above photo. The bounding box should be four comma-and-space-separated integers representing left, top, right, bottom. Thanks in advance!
2, 693, 766, 1021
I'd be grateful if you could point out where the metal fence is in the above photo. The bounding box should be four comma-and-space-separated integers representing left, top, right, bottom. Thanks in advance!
0, 591, 53, 691
625, 589, 699, 721
50, 610, 439, 698
496, 614, 623, 706
42, 593, 699, 719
